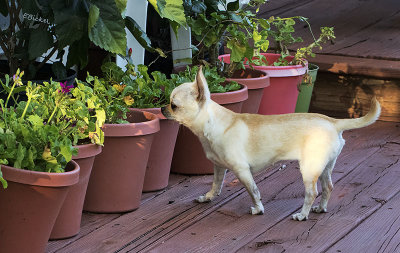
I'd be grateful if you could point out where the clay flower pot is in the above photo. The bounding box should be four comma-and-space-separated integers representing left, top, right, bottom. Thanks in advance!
138, 108, 180, 192
219, 53, 308, 115
0, 161, 80, 253
83, 110, 160, 213
171, 85, 248, 175
50, 143, 102, 239
226, 67, 270, 113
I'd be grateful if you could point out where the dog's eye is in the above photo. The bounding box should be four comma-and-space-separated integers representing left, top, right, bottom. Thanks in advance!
171, 103, 177, 110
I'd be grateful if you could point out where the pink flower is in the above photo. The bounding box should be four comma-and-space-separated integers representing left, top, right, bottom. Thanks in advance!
59, 81, 74, 93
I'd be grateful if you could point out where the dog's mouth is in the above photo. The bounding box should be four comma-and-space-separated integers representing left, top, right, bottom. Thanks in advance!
161, 106, 173, 120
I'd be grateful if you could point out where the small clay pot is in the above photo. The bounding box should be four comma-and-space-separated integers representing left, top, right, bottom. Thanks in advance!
83, 110, 160, 213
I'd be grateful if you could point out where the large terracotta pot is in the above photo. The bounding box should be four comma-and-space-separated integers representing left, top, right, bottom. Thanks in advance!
0, 161, 79, 253
171, 85, 248, 175
219, 53, 307, 115
50, 144, 102, 239
83, 110, 160, 213
226, 67, 270, 113
138, 108, 180, 192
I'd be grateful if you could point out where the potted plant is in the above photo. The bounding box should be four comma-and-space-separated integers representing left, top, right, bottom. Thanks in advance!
184, 0, 270, 113
81, 70, 160, 213
99, 57, 180, 192
170, 65, 248, 175
0, 71, 80, 253
220, 18, 335, 115
43, 80, 106, 239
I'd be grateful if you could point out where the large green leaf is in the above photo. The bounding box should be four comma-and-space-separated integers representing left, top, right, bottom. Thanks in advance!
51, 0, 86, 48
156, 0, 186, 27
89, 0, 126, 55
115, 0, 127, 13
67, 34, 89, 69
28, 28, 54, 60
88, 4, 100, 31
124, 16, 154, 53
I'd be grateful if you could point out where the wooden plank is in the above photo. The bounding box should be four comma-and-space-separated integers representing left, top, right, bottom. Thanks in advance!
139, 123, 397, 253
238, 143, 400, 252
45, 174, 188, 253
48, 165, 283, 253
326, 192, 400, 253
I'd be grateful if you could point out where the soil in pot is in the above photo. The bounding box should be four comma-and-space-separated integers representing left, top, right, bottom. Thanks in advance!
83, 110, 160, 213
50, 143, 102, 240
139, 108, 180, 192
171, 85, 248, 175
0, 161, 80, 253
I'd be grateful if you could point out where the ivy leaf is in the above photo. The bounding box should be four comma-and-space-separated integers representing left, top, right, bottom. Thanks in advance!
28, 115, 44, 130
60, 145, 73, 162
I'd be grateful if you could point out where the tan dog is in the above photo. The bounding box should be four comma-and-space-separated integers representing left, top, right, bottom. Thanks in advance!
162, 66, 381, 221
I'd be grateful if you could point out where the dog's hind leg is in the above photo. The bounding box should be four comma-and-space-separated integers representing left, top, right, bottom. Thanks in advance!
292, 157, 327, 221
311, 158, 337, 214
196, 166, 227, 203
232, 167, 264, 215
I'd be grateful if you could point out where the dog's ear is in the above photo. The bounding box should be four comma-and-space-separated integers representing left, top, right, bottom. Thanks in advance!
194, 65, 210, 104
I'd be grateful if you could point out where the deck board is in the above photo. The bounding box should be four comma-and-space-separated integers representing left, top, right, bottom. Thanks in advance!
46, 121, 400, 253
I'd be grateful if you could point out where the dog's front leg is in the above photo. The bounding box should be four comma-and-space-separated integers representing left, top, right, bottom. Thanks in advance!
233, 168, 264, 215
196, 166, 227, 203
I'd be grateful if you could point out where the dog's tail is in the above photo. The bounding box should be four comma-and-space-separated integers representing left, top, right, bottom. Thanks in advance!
334, 97, 381, 132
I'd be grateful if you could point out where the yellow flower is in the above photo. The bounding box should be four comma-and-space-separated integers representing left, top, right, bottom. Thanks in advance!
113, 84, 126, 93
124, 95, 134, 106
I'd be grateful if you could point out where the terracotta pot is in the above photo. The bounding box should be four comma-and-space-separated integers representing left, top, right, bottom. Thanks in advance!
50, 144, 102, 239
83, 110, 160, 213
138, 108, 180, 192
171, 85, 248, 175
226, 67, 270, 113
0, 161, 79, 253
219, 53, 307, 115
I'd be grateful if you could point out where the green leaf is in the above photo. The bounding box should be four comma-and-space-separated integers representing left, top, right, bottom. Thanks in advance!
227, 40, 246, 62
115, 0, 127, 13
28, 115, 44, 129
124, 16, 154, 53
88, 4, 100, 31
60, 145, 73, 162
67, 34, 90, 69
89, 0, 126, 55
0, 0, 8, 16
156, 0, 186, 27
28, 28, 54, 60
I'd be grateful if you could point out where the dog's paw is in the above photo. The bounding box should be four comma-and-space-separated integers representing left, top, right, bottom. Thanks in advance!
195, 195, 211, 203
292, 213, 308, 221
311, 206, 327, 213
250, 206, 264, 215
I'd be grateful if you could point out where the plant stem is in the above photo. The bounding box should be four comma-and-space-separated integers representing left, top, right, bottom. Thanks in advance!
5, 82, 16, 108
47, 104, 59, 123
20, 96, 31, 120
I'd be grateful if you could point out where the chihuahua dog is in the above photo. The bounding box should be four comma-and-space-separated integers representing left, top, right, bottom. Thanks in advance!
162, 66, 381, 221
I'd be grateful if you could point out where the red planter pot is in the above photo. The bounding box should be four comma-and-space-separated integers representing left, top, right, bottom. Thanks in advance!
0, 161, 80, 253
50, 143, 102, 239
226, 68, 270, 113
219, 53, 307, 115
136, 108, 180, 192
171, 85, 248, 175
83, 110, 160, 213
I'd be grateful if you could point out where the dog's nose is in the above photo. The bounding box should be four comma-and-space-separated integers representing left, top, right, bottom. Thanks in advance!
161, 106, 167, 116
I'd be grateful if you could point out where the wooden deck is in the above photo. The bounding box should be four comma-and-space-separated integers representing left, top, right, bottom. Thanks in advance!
46, 121, 400, 253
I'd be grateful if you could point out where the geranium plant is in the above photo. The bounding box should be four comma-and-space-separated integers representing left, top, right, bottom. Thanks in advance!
0, 71, 77, 188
